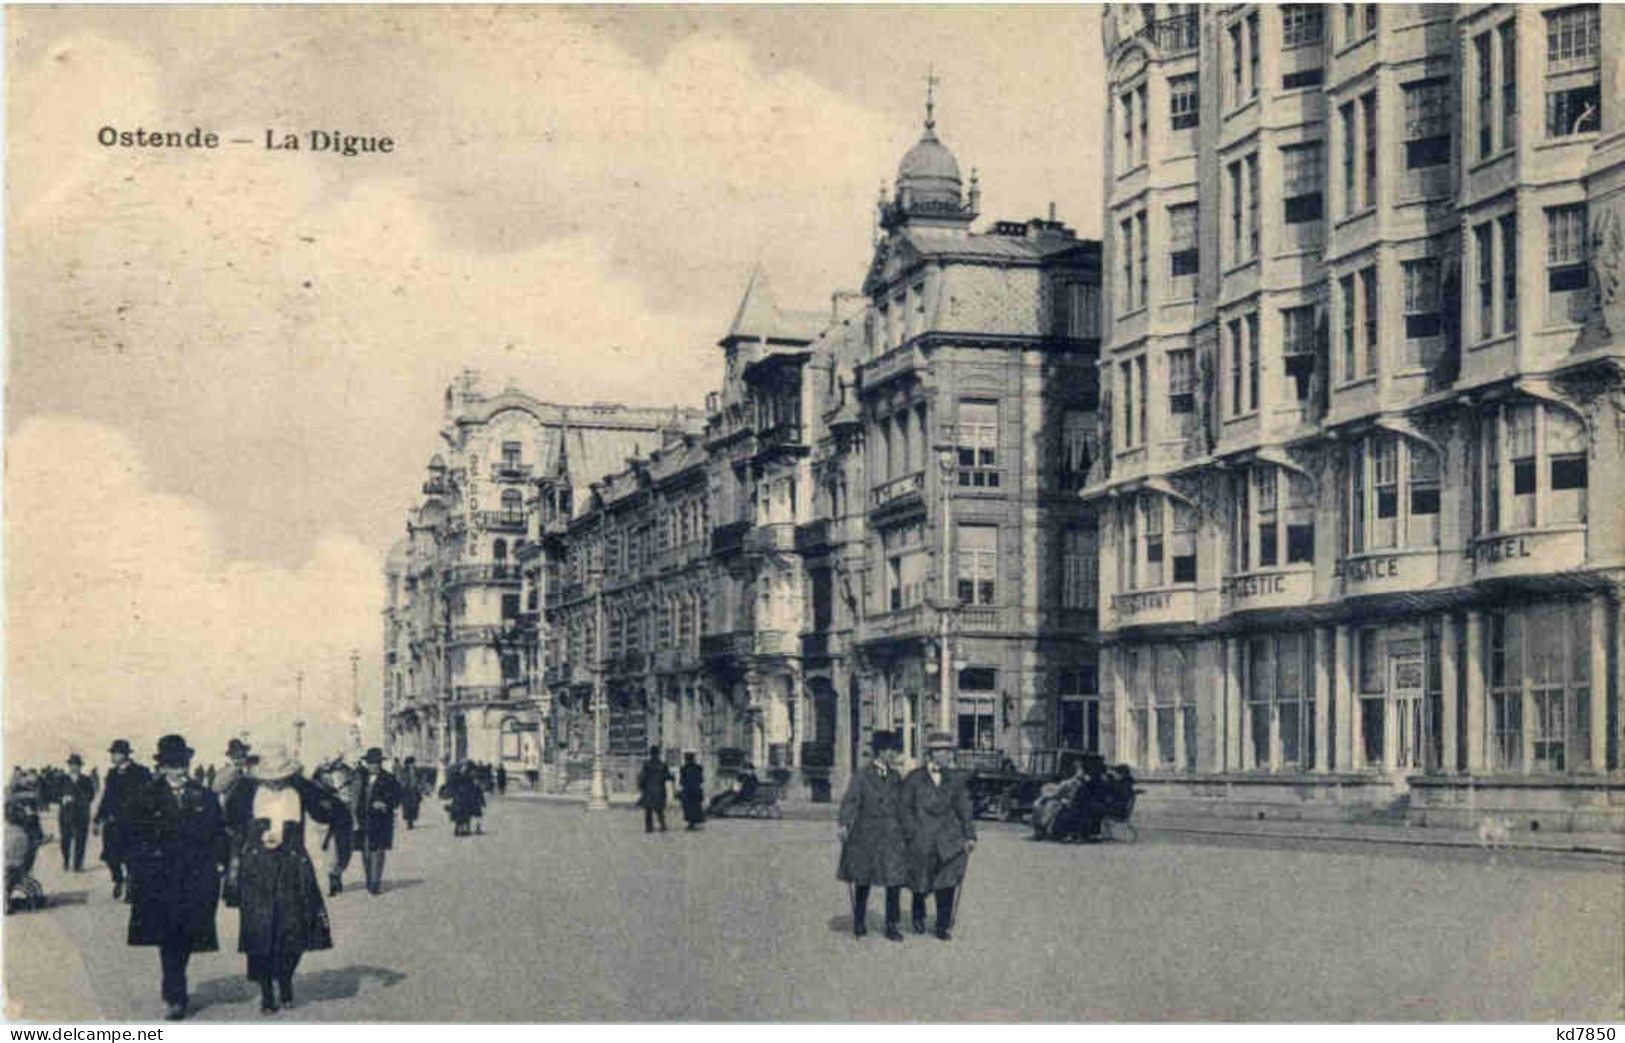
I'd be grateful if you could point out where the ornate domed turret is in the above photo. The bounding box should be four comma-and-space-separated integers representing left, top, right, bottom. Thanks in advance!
880, 69, 977, 231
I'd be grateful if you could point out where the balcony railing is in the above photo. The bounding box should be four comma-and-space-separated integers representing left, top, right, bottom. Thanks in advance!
449, 624, 505, 646
744, 522, 797, 555
443, 563, 524, 586
478, 511, 527, 533
795, 520, 831, 553
1140, 12, 1198, 54
756, 423, 806, 450
754, 630, 798, 657
453, 685, 504, 703
871, 471, 925, 510
700, 632, 751, 660
863, 605, 928, 642
490, 462, 534, 482
712, 520, 750, 556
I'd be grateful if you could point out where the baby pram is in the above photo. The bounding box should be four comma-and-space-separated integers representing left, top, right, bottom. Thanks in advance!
5, 799, 47, 913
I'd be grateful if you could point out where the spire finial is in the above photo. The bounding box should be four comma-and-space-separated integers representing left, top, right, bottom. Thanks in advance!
925, 65, 940, 131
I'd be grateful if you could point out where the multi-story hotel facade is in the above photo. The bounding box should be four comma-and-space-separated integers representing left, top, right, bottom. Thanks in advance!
1093, 3, 1625, 829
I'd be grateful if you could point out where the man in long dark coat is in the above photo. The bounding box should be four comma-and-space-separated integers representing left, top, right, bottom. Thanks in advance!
352, 748, 400, 895
837, 732, 908, 941
636, 745, 671, 833
678, 752, 705, 830
123, 734, 227, 1020
57, 754, 95, 872
900, 731, 976, 941
94, 739, 152, 901
398, 756, 422, 829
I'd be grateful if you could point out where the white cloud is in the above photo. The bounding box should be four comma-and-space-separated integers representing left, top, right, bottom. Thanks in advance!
5, 417, 381, 767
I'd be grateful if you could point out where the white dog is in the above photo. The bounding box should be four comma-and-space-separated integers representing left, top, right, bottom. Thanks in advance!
1477, 815, 1513, 853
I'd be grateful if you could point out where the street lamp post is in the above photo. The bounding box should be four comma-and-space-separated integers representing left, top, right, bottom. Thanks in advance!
934, 445, 958, 736
587, 565, 609, 810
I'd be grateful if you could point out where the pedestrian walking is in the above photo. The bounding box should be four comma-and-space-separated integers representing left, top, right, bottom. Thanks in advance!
213, 739, 253, 798
312, 757, 356, 896
398, 757, 422, 830
94, 739, 152, 902
441, 763, 483, 837
352, 748, 400, 895
837, 731, 908, 941
56, 754, 95, 872
122, 734, 227, 1020
637, 745, 671, 833
223, 743, 350, 1015
496, 763, 507, 796
678, 752, 705, 830
899, 732, 976, 941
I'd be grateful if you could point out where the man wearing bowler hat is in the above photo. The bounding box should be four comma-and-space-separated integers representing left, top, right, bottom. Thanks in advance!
123, 734, 227, 1020
352, 748, 401, 895
837, 730, 908, 941
900, 730, 977, 941
57, 754, 96, 872
94, 739, 152, 901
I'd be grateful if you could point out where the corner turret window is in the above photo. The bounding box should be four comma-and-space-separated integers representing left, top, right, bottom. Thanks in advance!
1346, 435, 1439, 554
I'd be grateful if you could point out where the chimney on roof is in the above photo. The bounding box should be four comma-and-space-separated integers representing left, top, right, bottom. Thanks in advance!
1049, 201, 1056, 222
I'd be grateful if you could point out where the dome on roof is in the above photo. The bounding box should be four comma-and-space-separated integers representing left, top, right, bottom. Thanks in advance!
897, 127, 961, 203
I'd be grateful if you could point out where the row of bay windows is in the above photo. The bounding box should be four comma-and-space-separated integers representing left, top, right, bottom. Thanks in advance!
1111, 401, 1589, 587
872, 397, 1099, 497
549, 586, 713, 670
880, 521, 1098, 614
1117, 599, 1599, 776
1472, 6, 1602, 163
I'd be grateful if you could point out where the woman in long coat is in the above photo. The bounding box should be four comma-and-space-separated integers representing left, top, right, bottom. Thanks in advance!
899, 733, 976, 941
398, 757, 423, 829
678, 753, 705, 830
836, 732, 907, 940
224, 744, 351, 1014
124, 734, 228, 1020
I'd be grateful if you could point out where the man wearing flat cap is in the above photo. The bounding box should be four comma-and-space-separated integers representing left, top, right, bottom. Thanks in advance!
900, 730, 976, 941
94, 739, 152, 901
352, 748, 401, 895
836, 730, 908, 941
57, 754, 96, 872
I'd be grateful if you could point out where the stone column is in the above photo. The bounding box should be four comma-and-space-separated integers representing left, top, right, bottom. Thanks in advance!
1224, 637, 1243, 771
1590, 594, 1610, 774
1464, 610, 1486, 773
1334, 625, 1354, 772
1313, 627, 1332, 774
1439, 613, 1459, 774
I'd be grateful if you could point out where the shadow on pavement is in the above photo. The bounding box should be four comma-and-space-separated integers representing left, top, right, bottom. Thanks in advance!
192, 965, 408, 1011
827, 914, 854, 934
43, 890, 88, 908
374, 878, 424, 895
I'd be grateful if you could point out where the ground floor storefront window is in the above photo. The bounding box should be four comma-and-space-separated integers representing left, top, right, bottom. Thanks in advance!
1243, 631, 1316, 772
1354, 620, 1443, 773
1055, 667, 1099, 753
1487, 601, 1592, 773
1122, 644, 1195, 771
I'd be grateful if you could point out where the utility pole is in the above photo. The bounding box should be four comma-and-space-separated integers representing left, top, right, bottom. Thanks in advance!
293, 669, 306, 758
934, 444, 958, 735
588, 563, 609, 810
350, 649, 363, 756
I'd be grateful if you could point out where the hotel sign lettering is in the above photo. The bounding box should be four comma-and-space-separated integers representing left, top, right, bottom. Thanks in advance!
1472, 528, 1585, 580
1336, 556, 1399, 582
1336, 550, 1440, 595
1112, 590, 1174, 614
1219, 568, 1313, 611
1472, 535, 1532, 566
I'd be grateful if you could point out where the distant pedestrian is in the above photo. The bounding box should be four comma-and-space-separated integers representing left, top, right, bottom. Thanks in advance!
496, 763, 507, 795
213, 739, 252, 799
837, 731, 908, 941
57, 754, 95, 872
637, 746, 671, 834
398, 757, 422, 830
94, 739, 152, 902
312, 757, 356, 895
224, 743, 349, 1015
352, 748, 400, 895
678, 753, 705, 830
123, 734, 227, 1020
441, 763, 483, 837
900, 732, 976, 942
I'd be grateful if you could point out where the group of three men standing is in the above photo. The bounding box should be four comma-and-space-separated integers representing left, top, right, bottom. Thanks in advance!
836, 730, 976, 942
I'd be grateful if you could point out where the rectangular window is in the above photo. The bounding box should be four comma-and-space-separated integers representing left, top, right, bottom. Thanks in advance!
1340, 103, 1357, 216
1286, 473, 1315, 564
1121, 90, 1135, 169
1168, 348, 1196, 417
957, 524, 998, 606
1228, 318, 1244, 416
1170, 74, 1199, 130
956, 399, 999, 489
1364, 3, 1377, 32
1547, 5, 1601, 66
1059, 408, 1097, 492
1402, 78, 1452, 169
1282, 5, 1324, 48
1547, 83, 1601, 138
1548, 408, 1589, 524
1361, 92, 1378, 208
1341, 274, 1357, 381
1171, 502, 1198, 584
1476, 32, 1495, 157
1137, 83, 1148, 166
1283, 68, 1325, 91
1509, 403, 1538, 528
1546, 204, 1590, 324
1402, 258, 1442, 342
1247, 13, 1260, 98
1168, 203, 1199, 278
1120, 360, 1135, 449
1501, 214, 1519, 333
1142, 496, 1165, 588
1246, 312, 1260, 413
1282, 305, 1318, 404
1246, 153, 1260, 260
1476, 222, 1496, 340
1229, 161, 1244, 264
1120, 217, 1135, 313
1360, 266, 1379, 377
1409, 444, 1441, 546
1282, 143, 1324, 224
1232, 471, 1252, 572
1501, 22, 1518, 148
1061, 527, 1098, 609
1255, 467, 1279, 568
1372, 436, 1400, 549
1137, 210, 1149, 310
1137, 355, 1148, 451
1229, 22, 1244, 106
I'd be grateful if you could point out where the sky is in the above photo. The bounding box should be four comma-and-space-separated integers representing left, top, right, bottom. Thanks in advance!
4, 4, 1106, 768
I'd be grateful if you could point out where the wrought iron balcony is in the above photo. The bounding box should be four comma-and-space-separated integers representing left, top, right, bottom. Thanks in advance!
712, 520, 750, 556
744, 522, 798, 555
452, 685, 504, 703
478, 511, 527, 533
1139, 12, 1198, 54
443, 562, 523, 586
490, 462, 534, 482
870, 471, 925, 510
